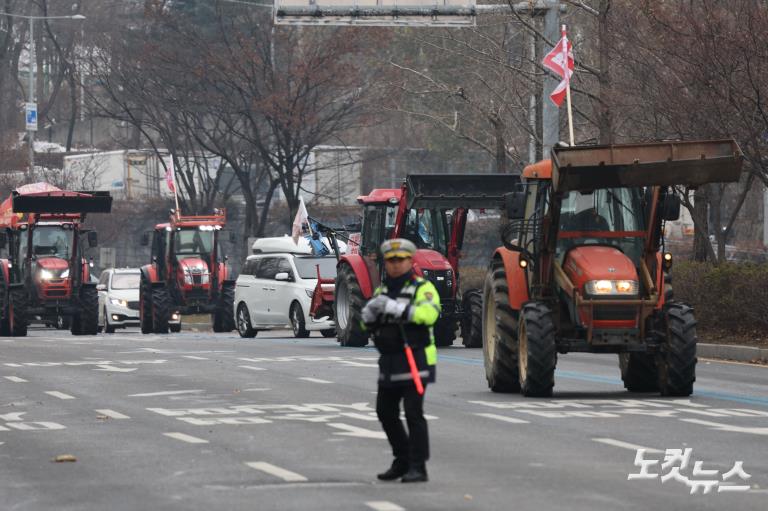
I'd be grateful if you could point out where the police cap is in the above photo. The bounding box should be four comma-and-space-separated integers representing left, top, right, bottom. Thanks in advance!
380, 238, 416, 259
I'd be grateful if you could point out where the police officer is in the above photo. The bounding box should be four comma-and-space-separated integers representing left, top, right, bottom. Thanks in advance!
361, 238, 440, 483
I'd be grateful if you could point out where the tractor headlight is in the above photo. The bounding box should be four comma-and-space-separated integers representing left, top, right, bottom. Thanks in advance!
60, 269, 69, 279
110, 298, 128, 307
585, 280, 638, 296
39, 269, 54, 280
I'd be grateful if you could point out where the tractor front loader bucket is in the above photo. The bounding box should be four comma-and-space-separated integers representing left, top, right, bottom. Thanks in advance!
551, 139, 743, 193
12, 191, 113, 214
406, 173, 522, 210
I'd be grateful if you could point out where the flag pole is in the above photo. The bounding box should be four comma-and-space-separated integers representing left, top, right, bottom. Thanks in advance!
171, 156, 181, 213
563, 24, 575, 146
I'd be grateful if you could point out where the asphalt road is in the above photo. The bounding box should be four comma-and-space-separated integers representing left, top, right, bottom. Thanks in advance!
1, 328, 766, 511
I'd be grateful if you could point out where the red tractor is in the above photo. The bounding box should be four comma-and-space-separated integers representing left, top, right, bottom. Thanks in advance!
333, 173, 520, 347
0, 183, 112, 336
482, 140, 743, 397
139, 209, 235, 334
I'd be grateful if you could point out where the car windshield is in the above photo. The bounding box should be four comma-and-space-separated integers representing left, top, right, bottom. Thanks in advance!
111, 273, 140, 290
175, 229, 213, 257
294, 257, 338, 280
557, 187, 646, 262
26, 225, 73, 258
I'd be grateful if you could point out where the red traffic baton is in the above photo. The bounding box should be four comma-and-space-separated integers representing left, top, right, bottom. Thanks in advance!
404, 345, 425, 396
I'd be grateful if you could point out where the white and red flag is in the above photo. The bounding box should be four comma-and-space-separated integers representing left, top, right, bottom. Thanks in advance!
165, 157, 176, 193
291, 196, 310, 245
542, 26, 575, 107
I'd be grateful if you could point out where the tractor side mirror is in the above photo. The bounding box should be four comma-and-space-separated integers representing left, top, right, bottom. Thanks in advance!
275, 272, 290, 281
140, 232, 150, 246
504, 188, 526, 220
87, 231, 98, 248
660, 194, 681, 221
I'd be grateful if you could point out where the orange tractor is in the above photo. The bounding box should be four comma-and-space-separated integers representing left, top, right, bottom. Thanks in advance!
333, 174, 519, 347
483, 140, 743, 397
139, 209, 235, 334
0, 183, 112, 336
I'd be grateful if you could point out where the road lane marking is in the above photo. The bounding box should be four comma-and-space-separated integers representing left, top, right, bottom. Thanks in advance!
245, 462, 308, 482
45, 391, 75, 400
339, 361, 379, 368
592, 438, 663, 453
475, 413, 530, 424
238, 365, 266, 371
4, 363, 22, 367
299, 377, 332, 384
163, 432, 209, 444
366, 502, 405, 511
130, 390, 204, 397
95, 409, 130, 420
183, 356, 208, 360
327, 423, 386, 439
243, 388, 271, 392
4, 376, 27, 383
680, 418, 768, 435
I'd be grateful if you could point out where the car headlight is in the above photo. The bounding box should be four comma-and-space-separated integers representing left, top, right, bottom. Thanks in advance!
585, 280, 639, 296
110, 298, 128, 307
39, 269, 54, 280
305, 289, 314, 298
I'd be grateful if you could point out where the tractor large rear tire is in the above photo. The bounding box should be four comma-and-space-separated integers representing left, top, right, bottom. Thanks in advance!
152, 286, 170, 334
9, 288, 27, 337
72, 286, 99, 335
518, 302, 557, 398
334, 264, 368, 347
212, 282, 235, 333
619, 353, 659, 392
657, 302, 697, 397
140, 275, 153, 334
461, 289, 483, 348
482, 260, 520, 393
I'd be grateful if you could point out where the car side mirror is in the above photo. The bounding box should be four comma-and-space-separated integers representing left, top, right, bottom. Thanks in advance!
140, 232, 150, 246
275, 272, 290, 281
87, 231, 98, 248
96, 284, 106, 291
660, 193, 681, 221
504, 187, 526, 220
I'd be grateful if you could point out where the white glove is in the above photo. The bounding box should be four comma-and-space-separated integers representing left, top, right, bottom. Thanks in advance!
362, 295, 389, 324
382, 297, 408, 320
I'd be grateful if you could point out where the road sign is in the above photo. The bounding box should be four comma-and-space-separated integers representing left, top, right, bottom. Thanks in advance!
274, 0, 476, 26
25, 103, 38, 131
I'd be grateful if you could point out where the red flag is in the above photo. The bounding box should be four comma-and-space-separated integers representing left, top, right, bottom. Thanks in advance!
165, 158, 176, 193
542, 26, 574, 107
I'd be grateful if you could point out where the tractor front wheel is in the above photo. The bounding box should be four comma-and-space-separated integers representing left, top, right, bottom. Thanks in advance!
212, 282, 235, 333
139, 275, 154, 334
461, 289, 483, 348
482, 260, 520, 393
152, 286, 170, 334
619, 353, 659, 392
9, 289, 28, 337
518, 302, 557, 397
334, 264, 368, 347
72, 286, 99, 335
657, 302, 697, 397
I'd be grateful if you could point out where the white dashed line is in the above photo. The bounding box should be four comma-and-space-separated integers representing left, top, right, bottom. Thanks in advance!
45, 391, 75, 400
95, 409, 131, 420
366, 502, 405, 511
592, 438, 663, 453
163, 432, 209, 444
182, 356, 208, 360
4, 376, 28, 383
4, 363, 22, 367
238, 365, 266, 371
299, 377, 332, 384
245, 462, 308, 482
475, 413, 530, 424
327, 423, 386, 439
129, 390, 204, 397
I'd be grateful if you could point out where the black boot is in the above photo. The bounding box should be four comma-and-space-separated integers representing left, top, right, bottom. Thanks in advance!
377, 460, 409, 481
401, 464, 428, 483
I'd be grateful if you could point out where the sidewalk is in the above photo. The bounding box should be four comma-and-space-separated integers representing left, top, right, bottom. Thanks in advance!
698, 343, 768, 364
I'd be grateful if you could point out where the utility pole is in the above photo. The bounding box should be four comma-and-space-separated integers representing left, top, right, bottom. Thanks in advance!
541, 0, 561, 158
28, 17, 35, 174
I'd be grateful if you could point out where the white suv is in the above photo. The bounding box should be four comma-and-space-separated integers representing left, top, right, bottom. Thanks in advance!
234, 253, 337, 338
97, 268, 181, 333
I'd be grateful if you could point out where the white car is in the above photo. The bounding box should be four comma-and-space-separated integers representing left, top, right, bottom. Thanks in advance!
97, 268, 181, 333
235, 252, 337, 338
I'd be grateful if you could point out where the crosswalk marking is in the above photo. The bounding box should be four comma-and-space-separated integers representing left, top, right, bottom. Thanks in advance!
163, 432, 209, 444
4, 376, 27, 383
299, 377, 332, 384
475, 413, 530, 424
592, 438, 663, 453
45, 391, 75, 400
238, 365, 266, 371
95, 409, 131, 420
245, 462, 308, 482
365, 502, 405, 511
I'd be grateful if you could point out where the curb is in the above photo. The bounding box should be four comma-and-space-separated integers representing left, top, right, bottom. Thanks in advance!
698, 343, 768, 363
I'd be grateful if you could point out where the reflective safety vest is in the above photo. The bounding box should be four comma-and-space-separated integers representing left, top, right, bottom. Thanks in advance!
368, 275, 440, 388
